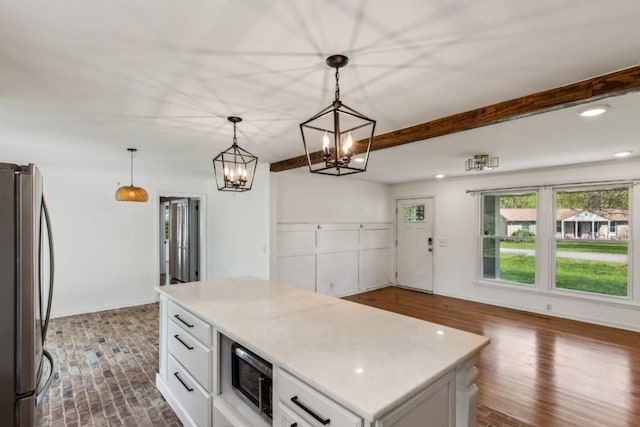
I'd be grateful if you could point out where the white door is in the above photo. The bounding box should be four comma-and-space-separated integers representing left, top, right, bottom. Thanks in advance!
396, 198, 434, 292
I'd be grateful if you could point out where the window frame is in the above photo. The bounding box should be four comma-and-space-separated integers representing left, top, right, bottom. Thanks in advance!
551, 184, 632, 300
478, 190, 539, 288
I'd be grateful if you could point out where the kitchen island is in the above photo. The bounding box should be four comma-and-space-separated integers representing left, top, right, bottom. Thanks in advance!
156, 277, 489, 427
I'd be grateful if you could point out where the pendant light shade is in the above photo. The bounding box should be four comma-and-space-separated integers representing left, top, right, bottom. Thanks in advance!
212, 116, 258, 192
115, 148, 149, 202
300, 54, 376, 176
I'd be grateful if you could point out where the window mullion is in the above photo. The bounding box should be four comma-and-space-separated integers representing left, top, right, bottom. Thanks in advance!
535, 187, 553, 292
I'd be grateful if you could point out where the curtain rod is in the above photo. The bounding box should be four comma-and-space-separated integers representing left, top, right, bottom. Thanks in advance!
465, 179, 639, 194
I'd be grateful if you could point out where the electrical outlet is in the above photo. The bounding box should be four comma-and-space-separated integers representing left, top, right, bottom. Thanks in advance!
546, 304, 552, 311
330, 281, 335, 290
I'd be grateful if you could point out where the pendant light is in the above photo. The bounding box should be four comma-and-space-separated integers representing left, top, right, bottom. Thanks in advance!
115, 148, 149, 202
212, 116, 258, 192
300, 54, 376, 176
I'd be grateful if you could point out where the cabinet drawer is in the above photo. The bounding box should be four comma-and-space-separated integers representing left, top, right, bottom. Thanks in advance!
168, 300, 211, 346
168, 355, 210, 427
279, 369, 362, 427
278, 401, 313, 427
168, 320, 212, 391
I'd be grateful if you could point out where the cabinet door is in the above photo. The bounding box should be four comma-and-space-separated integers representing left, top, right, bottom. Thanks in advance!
377, 373, 453, 427
316, 251, 359, 296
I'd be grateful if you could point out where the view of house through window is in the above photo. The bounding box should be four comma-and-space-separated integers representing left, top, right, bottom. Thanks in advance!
479, 185, 631, 299
554, 187, 629, 297
482, 192, 537, 285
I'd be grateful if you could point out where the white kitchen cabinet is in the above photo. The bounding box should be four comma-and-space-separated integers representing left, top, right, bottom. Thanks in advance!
156, 279, 488, 427
277, 369, 362, 427
277, 402, 313, 427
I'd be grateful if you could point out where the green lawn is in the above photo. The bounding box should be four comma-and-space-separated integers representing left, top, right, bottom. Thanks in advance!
500, 240, 627, 254
494, 254, 628, 296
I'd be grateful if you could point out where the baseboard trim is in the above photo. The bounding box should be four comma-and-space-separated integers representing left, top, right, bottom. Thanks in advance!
433, 289, 640, 333
51, 297, 159, 319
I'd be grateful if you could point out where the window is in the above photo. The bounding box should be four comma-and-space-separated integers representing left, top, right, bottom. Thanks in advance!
481, 192, 537, 286
404, 204, 425, 222
554, 187, 629, 297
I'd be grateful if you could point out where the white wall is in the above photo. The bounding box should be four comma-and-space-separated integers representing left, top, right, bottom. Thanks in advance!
391, 159, 640, 332
272, 171, 392, 283
276, 172, 391, 223
43, 166, 207, 318
206, 164, 270, 280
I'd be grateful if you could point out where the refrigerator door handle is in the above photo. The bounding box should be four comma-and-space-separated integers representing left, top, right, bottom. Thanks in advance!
40, 195, 54, 342
36, 348, 54, 405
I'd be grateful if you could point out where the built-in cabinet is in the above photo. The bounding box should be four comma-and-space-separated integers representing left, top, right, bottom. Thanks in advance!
156, 295, 469, 427
276, 223, 391, 297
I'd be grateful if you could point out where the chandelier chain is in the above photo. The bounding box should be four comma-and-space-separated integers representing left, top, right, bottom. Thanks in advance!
334, 67, 340, 101
232, 122, 238, 145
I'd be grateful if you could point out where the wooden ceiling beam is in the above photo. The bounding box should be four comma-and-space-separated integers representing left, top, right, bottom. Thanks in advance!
270, 65, 640, 173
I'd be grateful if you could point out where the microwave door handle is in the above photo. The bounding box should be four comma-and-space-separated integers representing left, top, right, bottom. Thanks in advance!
258, 376, 264, 414
41, 196, 55, 342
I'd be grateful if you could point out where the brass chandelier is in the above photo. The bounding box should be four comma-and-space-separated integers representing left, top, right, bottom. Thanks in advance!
300, 54, 376, 176
212, 116, 258, 192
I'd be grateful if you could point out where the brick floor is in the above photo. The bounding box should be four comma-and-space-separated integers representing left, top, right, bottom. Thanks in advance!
36, 303, 531, 427
37, 304, 180, 427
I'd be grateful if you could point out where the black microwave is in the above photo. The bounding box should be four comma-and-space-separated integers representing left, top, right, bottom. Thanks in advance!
231, 342, 273, 420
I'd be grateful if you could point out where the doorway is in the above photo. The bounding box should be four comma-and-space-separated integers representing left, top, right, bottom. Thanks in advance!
396, 198, 434, 292
159, 197, 200, 285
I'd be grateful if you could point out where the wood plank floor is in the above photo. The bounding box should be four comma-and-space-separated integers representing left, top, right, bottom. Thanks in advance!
344, 287, 640, 427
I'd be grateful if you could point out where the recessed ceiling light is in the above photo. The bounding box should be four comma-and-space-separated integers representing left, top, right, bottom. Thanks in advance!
353, 157, 365, 163
614, 151, 632, 158
577, 105, 609, 117
435, 174, 445, 179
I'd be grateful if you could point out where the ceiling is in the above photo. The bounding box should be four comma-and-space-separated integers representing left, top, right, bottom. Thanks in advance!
1, 1, 640, 182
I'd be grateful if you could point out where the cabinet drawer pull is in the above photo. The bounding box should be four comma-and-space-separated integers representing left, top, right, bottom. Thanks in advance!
174, 334, 194, 350
174, 314, 194, 328
290, 396, 330, 425
173, 372, 194, 392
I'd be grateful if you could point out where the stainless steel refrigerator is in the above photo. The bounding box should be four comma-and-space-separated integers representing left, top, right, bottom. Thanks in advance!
0, 163, 55, 426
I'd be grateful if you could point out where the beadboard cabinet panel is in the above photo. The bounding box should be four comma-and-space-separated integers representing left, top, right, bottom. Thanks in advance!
317, 250, 359, 297
276, 223, 391, 297
360, 248, 391, 291
360, 229, 390, 249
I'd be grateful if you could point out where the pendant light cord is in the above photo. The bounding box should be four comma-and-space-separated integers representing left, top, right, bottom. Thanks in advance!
130, 150, 134, 186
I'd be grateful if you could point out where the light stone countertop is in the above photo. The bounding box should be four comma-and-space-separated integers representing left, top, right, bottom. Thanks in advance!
157, 276, 490, 421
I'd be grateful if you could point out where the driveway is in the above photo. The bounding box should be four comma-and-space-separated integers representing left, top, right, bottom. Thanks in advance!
500, 247, 627, 263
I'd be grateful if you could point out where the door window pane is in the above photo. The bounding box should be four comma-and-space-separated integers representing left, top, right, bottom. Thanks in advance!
554, 187, 629, 297
403, 204, 425, 222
